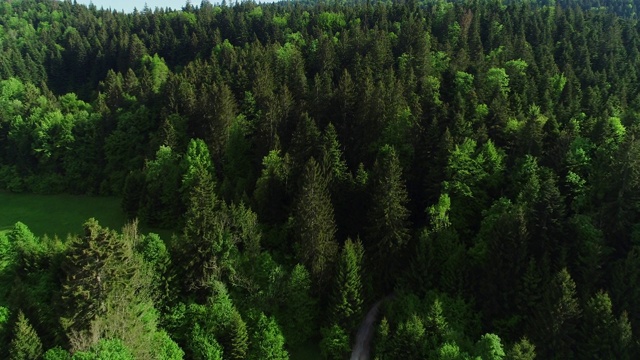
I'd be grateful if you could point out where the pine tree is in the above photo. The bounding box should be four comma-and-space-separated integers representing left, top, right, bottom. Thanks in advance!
9, 311, 43, 360
330, 238, 364, 332
293, 157, 338, 287
366, 145, 411, 291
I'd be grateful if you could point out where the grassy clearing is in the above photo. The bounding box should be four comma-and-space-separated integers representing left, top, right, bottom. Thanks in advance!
0, 192, 173, 239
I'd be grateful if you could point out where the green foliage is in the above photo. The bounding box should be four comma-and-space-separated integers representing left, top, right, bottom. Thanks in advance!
319, 324, 349, 360
367, 145, 410, 290
506, 338, 536, 360
9, 311, 43, 360
249, 313, 289, 360
43, 347, 71, 360
293, 157, 338, 286
4, 0, 640, 357
71, 339, 134, 360
475, 333, 505, 360
330, 238, 364, 332
282, 264, 316, 347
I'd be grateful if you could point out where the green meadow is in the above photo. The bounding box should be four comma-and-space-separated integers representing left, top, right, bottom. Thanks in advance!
0, 192, 173, 239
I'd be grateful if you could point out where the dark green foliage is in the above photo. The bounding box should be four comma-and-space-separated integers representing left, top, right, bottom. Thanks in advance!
366, 145, 411, 291
530, 268, 581, 359
293, 157, 338, 287
507, 338, 536, 360
281, 264, 316, 347
176, 165, 224, 297
4, 0, 640, 357
579, 291, 632, 359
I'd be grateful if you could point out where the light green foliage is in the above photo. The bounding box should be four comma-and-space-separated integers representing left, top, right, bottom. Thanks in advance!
549, 73, 567, 100
9, 222, 44, 272
486, 67, 510, 97
318, 12, 346, 31
428, 193, 452, 232
186, 282, 246, 359
248, 6, 263, 19
43, 347, 71, 360
249, 313, 289, 360
319, 324, 349, 360
181, 138, 214, 197
475, 333, 505, 360
505, 59, 528, 77
445, 138, 504, 199
140, 54, 169, 95
331, 239, 364, 332
71, 339, 134, 360
189, 323, 224, 360
9, 311, 43, 360
272, 14, 289, 28
455, 71, 475, 94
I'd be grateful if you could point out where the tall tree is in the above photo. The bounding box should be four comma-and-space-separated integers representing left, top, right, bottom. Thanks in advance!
366, 145, 411, 291
330, 238, 364, 333
293, 157, 338, 287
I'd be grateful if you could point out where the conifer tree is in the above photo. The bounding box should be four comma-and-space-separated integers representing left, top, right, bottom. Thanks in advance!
330, 238, 364, 332
9, 311, 43, 360
282, 264, 315, 347
366, 144, 411, 290
293, 157, 338, 287
579, 291, 632, 359
178, 166, 225, 298
531, 268, 581, 359
60, 219, 120, 337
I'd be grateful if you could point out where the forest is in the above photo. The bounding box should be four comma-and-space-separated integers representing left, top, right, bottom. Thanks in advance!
2, 0, 640, 358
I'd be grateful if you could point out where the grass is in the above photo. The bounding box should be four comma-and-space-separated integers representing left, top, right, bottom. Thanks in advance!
0, 192, 174, 239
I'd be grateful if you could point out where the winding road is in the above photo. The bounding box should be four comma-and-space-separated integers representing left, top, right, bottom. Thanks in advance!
350, 298, 385, 360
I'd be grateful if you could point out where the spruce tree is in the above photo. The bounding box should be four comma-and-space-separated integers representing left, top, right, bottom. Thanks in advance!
330, 238, 364, 332
366, 145, 411, 291
293, 157, 338, 287
178, 166, 225, 298
9, 311, 43, 360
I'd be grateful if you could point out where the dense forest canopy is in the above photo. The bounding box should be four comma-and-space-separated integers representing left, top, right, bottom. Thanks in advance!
3, 0, 640, 358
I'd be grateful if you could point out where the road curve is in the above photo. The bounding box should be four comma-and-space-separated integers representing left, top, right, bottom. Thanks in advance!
350, 298, 385, 360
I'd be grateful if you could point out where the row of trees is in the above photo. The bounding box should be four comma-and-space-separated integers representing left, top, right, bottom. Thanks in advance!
3, 0, 640, 358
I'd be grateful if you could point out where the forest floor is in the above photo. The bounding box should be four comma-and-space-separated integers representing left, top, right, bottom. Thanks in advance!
0, 192, 172, 239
